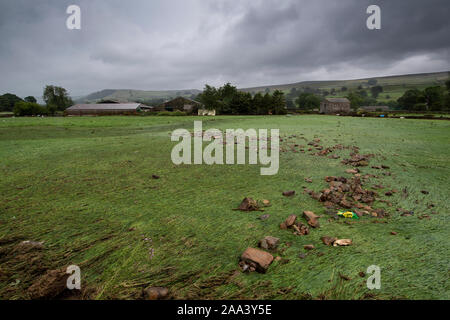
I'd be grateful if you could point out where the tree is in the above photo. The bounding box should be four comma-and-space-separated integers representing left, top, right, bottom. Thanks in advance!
198, 85, 221, 111
296, 93, 320, 110
271, 90, 287, 114
370, 85, 383, 98
341, 86, 347, 92
24, 96, 37, 103
397, 89, 425, 110
346, 92, 364, 110
0, 93, 23, 112
423, 86, 444, 111
286, 99, 295, 109
368, 79, 378, 86
229, 91, 252, 114
43, 85, 73, 112
13, 101, 47, 116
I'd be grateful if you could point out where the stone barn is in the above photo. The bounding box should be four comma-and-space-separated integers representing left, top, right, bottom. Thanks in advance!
157, 97, 202, 114
65, 103, 148, 116
319, 98, 351, 114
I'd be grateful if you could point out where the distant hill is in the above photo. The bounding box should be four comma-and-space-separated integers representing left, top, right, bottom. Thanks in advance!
240, 71, 450, 102
77, 71, 449, 104
76, 88, 201, 104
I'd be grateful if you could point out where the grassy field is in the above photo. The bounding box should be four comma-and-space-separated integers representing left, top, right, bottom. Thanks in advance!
0, 115, 449, 300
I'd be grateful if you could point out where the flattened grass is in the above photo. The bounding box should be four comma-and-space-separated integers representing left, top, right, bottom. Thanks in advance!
0, 115, 449, 299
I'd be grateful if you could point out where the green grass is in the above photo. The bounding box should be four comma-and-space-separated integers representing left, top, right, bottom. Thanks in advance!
0, 115, 449, 300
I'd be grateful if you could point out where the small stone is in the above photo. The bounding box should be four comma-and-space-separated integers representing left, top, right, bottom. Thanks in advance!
421, 190, 429, 195
303, 211, 320, 228
262, 199, 270, 206
345, 169, 359, 174
144, 287, 168, 300
333, 239, 352, 246
359, 271, 366, 277
151, 174, 160, 179
321, 236, 337, 246
279, 222, 287, 230
258, 214, 270, 220
298, 253, 306, 259
303, 244, 315, 251
282, 190, 295, 197
258, 236, 280, 250
285, 214, 297, 227
240, 248, 274, 273
390, 231, 397, 235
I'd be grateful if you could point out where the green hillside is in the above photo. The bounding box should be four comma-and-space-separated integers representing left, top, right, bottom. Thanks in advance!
77, 71, 449, 105
77, 88, 201, 104
241, 71, 450, 102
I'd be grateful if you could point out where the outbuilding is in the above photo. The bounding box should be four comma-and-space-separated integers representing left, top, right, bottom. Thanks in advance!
65, 103, 150, 116
156, 97, 202, 114
319, 98, 351, 114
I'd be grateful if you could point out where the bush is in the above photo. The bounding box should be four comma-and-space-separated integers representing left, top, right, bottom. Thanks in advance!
156, 110, 187, 116
13, 101, 48, 116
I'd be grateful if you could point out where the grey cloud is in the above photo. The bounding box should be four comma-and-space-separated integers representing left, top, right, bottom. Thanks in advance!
0, 0, 448, 98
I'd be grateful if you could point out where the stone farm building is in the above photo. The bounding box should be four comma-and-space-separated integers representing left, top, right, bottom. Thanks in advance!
156, 97, 202, 114
66, 103, 152, 116
319, 98, 351, 114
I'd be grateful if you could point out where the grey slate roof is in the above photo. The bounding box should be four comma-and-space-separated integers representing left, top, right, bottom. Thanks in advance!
324, 98, 350, 103
67, 103, 142, 110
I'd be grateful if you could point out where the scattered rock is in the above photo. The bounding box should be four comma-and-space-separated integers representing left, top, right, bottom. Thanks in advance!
144, 287, 169, 300
240, 247, 274, 273
333, 239, 352, 246
390, 231, 397, 235
292, 222, 310, 236
304, 178, 313, 183
258, 236, 280, 250
303, 244, 315, 251
151, 174, 160, 179
421, 190, 429, 195
345, 169, 359, 174
262, 199, 271, 206
258, 214, 270, 221
303, 211, 320, 228
279, 222, 288, 230
282, 190, 296, 197
385, 191, 393, 196
359, 271, 366, 277
298, 253, 306, 259
285, 214, 297, 227
321, 236, 337, 246
234, 197, 262, 212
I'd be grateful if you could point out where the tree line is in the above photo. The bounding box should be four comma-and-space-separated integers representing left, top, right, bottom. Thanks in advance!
196, 83, 287, 115
0, 85, 73, 116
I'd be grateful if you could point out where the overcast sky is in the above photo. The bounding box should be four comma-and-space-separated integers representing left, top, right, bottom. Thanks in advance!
0, 0, 449, 98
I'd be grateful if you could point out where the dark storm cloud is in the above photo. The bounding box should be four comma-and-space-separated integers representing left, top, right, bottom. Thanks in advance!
0, 0, 448, 98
